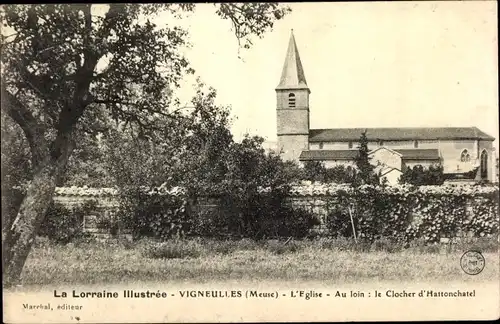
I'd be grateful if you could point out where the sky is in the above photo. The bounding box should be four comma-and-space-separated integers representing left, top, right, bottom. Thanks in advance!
160, 1, 498, 152
2, 3, 497, 151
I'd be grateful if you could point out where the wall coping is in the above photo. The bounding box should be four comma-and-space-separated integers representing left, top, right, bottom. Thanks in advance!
52, 183, 499, 199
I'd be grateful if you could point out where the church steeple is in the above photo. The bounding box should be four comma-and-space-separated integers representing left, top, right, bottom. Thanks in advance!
275, 29, 310, 162
276, 29, 310, 92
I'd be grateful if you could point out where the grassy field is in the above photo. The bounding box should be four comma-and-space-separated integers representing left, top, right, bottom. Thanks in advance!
14, 236, 499, 287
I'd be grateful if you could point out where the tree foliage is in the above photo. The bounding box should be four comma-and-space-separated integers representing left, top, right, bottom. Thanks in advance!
104, 85, 312, 240
354, 130, 379, 185
302, 161, 357, 184
1, 3, 291, 285
1, 111, 31, 246
399, 164, 445, 186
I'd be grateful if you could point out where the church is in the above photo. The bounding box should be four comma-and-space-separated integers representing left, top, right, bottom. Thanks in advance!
275, 31, 497, 184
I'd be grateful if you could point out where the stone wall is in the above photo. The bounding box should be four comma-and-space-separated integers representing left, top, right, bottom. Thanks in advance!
52, 184, 499, 240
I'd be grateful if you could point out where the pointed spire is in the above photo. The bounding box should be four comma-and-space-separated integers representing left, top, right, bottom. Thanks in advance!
276, 29, 309, 91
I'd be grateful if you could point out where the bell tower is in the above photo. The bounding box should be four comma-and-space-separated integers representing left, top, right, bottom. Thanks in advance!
276, 30, 310, 161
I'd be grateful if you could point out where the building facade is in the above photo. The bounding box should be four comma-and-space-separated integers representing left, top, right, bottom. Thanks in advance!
276, 31, 497, 184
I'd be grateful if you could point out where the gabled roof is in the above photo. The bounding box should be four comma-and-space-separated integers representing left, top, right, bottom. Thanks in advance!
368, 146, 403, 157
309, 127, 495, 142
375, 165, 402, 177
299, 148, 441, 161
276, 30, 309, 91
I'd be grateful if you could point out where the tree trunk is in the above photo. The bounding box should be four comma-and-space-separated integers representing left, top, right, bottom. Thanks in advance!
1, 188, 25, 270
3, 136, 74, 287
3, 161, 64, 286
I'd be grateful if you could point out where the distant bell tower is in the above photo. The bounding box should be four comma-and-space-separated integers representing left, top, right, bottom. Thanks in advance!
276, 29, 310, 161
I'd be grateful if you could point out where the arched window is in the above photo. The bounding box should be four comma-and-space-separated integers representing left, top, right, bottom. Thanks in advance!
319, 142, 324, 149
288, 93, 296, 108
460, 149, 470, 162
348, 141, 353, 149
480, 150, 488, 179
414, 141, 419, 148
378, 140, 384, 147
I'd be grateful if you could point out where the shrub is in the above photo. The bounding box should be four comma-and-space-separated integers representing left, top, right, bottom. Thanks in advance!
217, 192, 320, 240
142, 240, 203, 259
399, 164, 445, 186
302, 161, 357, 184
120, 189, 192, 241
300, 183, 499, 244
255, 202, 320, 239
39, 200, 97, 244
95, 211, 122, 236
325, 201, 356, 239
190, 198, 233, 238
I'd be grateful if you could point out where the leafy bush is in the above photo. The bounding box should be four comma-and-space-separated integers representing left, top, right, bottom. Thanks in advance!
302, 183, 499, 244
39, 200, 97, 244
216, 191, 320, 240
325, 188, 412, 243
399, 164, 445, 185
252, 195, 320, 239
302, 161, 357, 184
189, 198, 233, 238
325, 202, 356, 239
95, 211, 122, 236
119, 189, 192, 241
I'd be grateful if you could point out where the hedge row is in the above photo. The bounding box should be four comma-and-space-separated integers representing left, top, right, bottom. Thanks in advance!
50, 184, 499, 244
315, 184, 499, 243
115, 189, 319, 241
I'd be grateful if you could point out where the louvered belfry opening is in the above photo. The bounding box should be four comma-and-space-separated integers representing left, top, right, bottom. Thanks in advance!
288, 93, 296, 107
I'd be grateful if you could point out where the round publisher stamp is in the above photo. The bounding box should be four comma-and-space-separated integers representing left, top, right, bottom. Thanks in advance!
460, 250, 485, 275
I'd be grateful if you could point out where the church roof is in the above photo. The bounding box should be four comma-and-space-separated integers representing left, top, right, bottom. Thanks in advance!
299, 149, 441, 161
308, 127, 495, 142
395, 149, 440, 160
276, 30, 309, 91
300, 150, 357, 161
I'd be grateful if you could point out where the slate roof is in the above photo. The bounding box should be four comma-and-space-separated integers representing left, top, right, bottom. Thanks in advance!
276, 30, 309, 91
299, 150, 358, 161
395, 149, 440, 160
308, 127, 495, 142
299, 149, 441, 161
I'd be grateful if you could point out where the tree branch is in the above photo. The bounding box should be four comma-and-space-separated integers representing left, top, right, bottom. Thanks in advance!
55, 4, 100, 135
